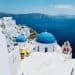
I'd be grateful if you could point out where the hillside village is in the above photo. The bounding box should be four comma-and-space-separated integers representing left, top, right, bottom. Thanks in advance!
0, 17, 75, 75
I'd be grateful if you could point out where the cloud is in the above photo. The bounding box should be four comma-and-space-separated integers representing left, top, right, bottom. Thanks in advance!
47, 4, 75, 15
54, 4, 73, 9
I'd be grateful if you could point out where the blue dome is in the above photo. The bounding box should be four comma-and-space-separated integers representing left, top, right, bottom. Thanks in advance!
36, 32, 57, 44
16, 34, 27, 42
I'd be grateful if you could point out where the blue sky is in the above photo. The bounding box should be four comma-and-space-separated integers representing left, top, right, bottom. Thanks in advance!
0, 0, 75, 15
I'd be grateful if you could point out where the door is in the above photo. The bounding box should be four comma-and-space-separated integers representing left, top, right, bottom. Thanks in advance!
45, 47, 48, 52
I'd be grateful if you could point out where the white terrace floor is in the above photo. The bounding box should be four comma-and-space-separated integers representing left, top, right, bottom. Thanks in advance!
19, 52, 75, 75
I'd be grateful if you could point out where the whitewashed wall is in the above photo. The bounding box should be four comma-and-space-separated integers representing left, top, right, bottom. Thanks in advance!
35, 42, 57, 52
8, 46, 20, 75
0, 32, 11, 75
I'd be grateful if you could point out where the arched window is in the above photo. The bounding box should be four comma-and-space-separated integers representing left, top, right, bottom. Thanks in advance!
53, 46, 55, 52
45, 47, 48, 52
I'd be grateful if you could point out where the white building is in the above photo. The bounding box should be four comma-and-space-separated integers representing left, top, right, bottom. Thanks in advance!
0, 26, 20, 75
32, 31, 72, 59
2, 17, 16, 27
22, 41, 36, 52
15, 34, 36, 53
34, 31, 57, 52
15, 34, 27, 49
8, 45, 20, 75
0, 17, 30, 38
0, 17, 17, 38
15, 25, 30, 37
0, 30, 11, 75
21, 52, 75, 75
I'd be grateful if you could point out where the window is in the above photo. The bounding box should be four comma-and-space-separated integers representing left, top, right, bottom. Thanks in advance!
37, 46, 39, 52
45, 47, 48, 52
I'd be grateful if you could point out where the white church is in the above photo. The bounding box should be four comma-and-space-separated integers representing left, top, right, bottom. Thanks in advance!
34, 31, 58, 52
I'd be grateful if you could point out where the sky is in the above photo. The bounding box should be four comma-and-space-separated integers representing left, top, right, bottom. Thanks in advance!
0, 0, 75, 15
